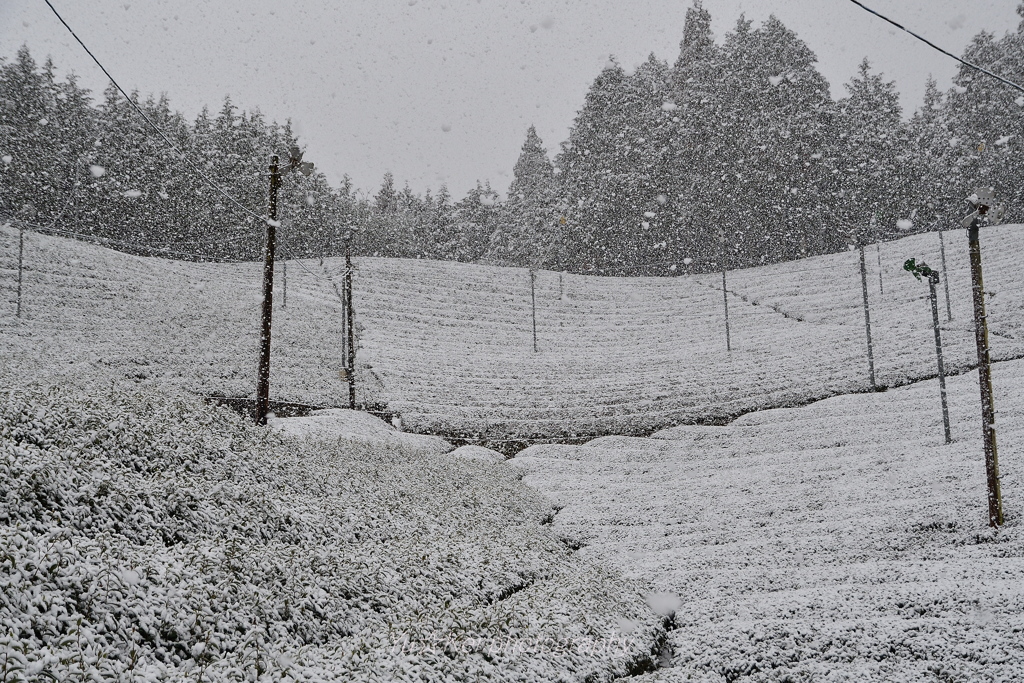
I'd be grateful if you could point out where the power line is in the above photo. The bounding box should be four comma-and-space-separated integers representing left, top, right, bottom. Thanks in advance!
845, 0, 1024, 95
42, 0, 266, 222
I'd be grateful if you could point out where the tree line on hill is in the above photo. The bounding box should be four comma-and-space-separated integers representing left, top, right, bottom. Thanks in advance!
2, 2, 1024, 273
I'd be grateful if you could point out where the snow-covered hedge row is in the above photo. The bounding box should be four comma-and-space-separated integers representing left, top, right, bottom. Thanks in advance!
0, 382, 662, 681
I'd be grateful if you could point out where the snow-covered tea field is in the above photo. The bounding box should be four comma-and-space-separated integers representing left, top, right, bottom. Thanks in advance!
512, 359, 1024, 681
4, 223, 1024, 680
0, 376, 666, 680
0, 224, 385, 408
353, 224, 1024, 438
5, 223, 1024, 440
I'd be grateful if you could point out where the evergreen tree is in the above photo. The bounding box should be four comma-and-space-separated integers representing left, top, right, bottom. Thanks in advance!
0, 46, 77, 225
908, 77, 957, 230
452, 181, 500, 262
942, 11, 1024, 218
832, 59, 913, 246
488, 126, 558, 267
422, 185, 459, 260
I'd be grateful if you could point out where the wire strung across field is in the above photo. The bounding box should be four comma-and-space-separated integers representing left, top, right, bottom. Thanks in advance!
42, 0, 266, 224
6, 216, 1023, 444
845, 0, 1024, 95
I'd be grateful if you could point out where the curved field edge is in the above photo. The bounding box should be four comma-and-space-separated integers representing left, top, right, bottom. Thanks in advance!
509, 359, 1024, 682
5, 224, 1024, 440
0, 376, 664, 682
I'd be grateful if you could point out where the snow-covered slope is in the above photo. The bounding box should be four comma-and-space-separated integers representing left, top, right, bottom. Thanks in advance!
0, 224, 381, 407
4, 223, 1024, 439
0, 380, 663, 681
352, 225, 1024, 437
510, 358, 1024, 681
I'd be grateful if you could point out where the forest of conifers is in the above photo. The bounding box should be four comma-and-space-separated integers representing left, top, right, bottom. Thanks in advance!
3, 3, 1024, 275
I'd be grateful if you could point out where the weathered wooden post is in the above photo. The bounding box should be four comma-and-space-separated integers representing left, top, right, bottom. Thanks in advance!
961, 186, 1004, 527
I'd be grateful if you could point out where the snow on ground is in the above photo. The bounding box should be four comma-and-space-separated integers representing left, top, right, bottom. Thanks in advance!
510, 358, 1024, 681
0, 223, 384, 408
271, 408, 451, 454
350, 225, 1024, 437
5, 223, 1024, 679
0, 374, 665, 681
5, 223, 1024, 440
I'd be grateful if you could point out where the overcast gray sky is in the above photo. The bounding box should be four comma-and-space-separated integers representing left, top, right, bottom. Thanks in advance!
2, 1, 1020, 198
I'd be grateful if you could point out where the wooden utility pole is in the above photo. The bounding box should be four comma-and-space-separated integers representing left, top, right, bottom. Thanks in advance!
858, 242, 877, 391
966, 215, 1003, 526
344, 242, 356, 410
255, 155, 281, 425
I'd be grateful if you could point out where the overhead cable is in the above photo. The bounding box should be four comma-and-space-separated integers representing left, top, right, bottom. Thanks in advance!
42, 0, 266, 222
845, 0, 1024, 95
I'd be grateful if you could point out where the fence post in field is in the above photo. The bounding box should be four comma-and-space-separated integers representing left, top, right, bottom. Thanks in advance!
858, 241, 877, 391
718, 231, 731, 352
938, 228, 952, 322
876, 242, 884, 295
530, 269, 538, 353
16, 224, 25, 318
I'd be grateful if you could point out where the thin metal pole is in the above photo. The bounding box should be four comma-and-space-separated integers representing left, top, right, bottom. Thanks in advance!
256, 155, 281, 425
340, 259, 349, 387
859, 244, 877, 390
721, 266, 731, 352
345, 244, 356, 410
938, 229, 952, 321
16, 225, 24, 318
928, 273, 951, 444
876, 241, 884, 295
967, 220, 1003, 526
281, 259, 287, 309
530, 269, 538, 353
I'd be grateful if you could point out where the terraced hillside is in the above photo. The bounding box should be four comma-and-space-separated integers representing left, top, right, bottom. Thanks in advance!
4, 222, 1024, 438
0, 224, 374, 407
510, 359, 1024, 681
351, 224, 1024, 437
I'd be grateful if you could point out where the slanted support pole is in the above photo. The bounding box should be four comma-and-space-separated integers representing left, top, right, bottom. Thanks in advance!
256, 155, 281, 425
